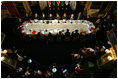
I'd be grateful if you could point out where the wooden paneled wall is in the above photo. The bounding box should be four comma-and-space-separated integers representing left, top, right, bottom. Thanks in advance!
3, 2, 19, 17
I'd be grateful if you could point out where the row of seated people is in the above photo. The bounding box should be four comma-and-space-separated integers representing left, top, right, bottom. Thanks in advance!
72, 45, 110, 62
20, 26, 110, 52
22, 29, 95, 47
24, 12, 85, 20
17, 12, 93, 26
17, 12, 113, 32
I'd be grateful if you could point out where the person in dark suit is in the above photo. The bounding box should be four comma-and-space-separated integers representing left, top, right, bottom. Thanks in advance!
86, 15, 91, 21
34, 13, 39, 23
77, 12, 82, 20
55, 13, 60, 20
70, 14, 74, 20
65, 29, 70, 37
41, 13, 46, 20
24, 13, 30, 21
48, 13, 53, 20
62, 13, 67, 20
74, 30, 79, 37
18, 18, 23, 26
34, 13, 39, 20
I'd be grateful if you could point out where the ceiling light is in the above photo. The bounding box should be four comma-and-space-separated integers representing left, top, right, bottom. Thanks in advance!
107, 56, 112, 61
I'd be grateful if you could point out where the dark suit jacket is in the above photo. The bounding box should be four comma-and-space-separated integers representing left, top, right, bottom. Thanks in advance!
48, 16, 54, 20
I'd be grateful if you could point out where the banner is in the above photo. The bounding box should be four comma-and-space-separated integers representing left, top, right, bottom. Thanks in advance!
48, 1, 51, 7
70, 1, 77, 10
61, 1, 64, 6
39, 1, 47, 10
56, 1, 61, 6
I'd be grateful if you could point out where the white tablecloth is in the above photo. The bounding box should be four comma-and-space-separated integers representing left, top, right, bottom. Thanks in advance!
21, 20, 95, 35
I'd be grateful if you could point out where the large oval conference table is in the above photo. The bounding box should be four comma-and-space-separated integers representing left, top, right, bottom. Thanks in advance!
20, 20, 95, 35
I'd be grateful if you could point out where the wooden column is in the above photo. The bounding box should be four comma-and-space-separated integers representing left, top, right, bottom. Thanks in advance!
23, 1, 32, 15
84, 1, 92, 11
83, 1, 92, 16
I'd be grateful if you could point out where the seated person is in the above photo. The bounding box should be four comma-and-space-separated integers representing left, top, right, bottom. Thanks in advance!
24, 13, 30, 21
18, 18, 23, 26
94, 19, 101, 28
48, 13, 53, 20
58, 31, 63, 37
70, 14, 74, 20
77, 12, 82, 20
41, 13, 46, 20
71, 32, 74, 37
34, 13, 39, 23
74, 30, 79, 37
55, 13, 60, 20
86, 15, 91, 21
65, 29, 70, 37
62, 13, 67, 20
34, 13, 39, 19
48, 32, 52, 38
